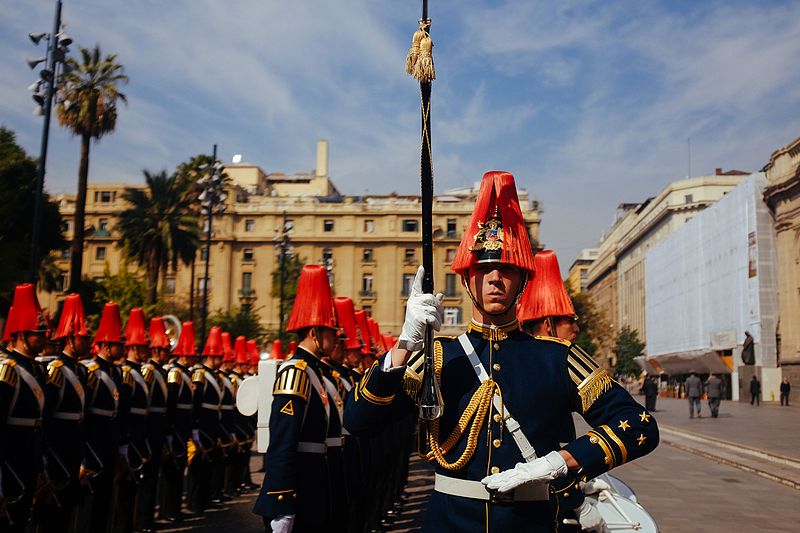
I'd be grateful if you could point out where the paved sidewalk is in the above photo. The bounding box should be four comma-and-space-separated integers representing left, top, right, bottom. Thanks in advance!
644, 396, 800, 460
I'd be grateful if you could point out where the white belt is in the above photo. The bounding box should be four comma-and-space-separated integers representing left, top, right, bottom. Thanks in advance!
297, 441, 326, 454
434, 473, 549, 502
89, 407, 116, 418
325, 437, 345, 448
52, 412, 83, 421
201, 402, 220, 410
149, 407, 167, 414
130, 407, 148, 416
176, 403, 192, 410
6, 416, 42, 427
220, 405, 234, 411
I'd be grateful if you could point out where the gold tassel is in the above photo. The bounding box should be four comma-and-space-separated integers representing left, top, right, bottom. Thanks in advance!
413, 32, 436, 82
405, 24, 426, 75
579, 370, 613, 412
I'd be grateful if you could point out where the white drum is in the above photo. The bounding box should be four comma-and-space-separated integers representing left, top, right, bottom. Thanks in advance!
598, 473, 638, 503
589, 489, 659, 533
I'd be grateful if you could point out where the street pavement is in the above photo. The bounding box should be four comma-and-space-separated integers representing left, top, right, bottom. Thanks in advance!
160, 396, 799, 532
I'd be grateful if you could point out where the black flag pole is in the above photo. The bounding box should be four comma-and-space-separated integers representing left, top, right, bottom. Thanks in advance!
413, 0, 443, 423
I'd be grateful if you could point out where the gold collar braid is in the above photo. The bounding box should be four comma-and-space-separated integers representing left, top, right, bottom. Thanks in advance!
467, 319, 519, 341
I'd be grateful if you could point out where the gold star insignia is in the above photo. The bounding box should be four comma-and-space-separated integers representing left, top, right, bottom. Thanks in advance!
639, 411, 651, 423
618, 420, 630, 431
637, 434, 647, 446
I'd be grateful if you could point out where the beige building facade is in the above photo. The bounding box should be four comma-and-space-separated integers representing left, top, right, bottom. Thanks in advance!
763, 136, 800, 385
43, 141, 541, 338
566, 248, 598, 294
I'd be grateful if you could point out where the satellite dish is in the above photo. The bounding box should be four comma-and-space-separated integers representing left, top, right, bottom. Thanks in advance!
232, 154, 242, 163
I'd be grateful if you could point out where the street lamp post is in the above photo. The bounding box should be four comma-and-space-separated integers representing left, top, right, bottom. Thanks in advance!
274, 211, 293, 342
26, 0, 71, 283
197, 144, 226, 346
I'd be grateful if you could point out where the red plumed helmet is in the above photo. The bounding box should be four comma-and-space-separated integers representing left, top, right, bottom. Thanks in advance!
234, 335, 248, 364
451, 171, 535, 276
354, 310, 372, 355
125, 307, 148, 347
222, 332, 234, 362
517, 250, 575, 323
173, 321, 197, 356
381, 333, 395, 352
287, 340, 297, 357
202, 326, 224, 356
248, 340, 261, 362
149, 317, 169, 348
2, 307, 15, 342
269, 339, 283, 360
367, 318, 382, 351
286, 265, 337, 331
7, 283, 48, 335
333, 297, 361, 350
53, 294, 89, 339
94, 302, 123, 344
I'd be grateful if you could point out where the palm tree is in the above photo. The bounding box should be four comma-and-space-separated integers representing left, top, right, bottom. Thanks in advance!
116, 171, 201, 304
56, 44, 128, 292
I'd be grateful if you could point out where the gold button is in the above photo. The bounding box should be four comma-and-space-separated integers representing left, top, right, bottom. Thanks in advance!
604, 457, 612, 464
493, 343, 500, 350
493, 413, 502, 423
277, 494, 284, 501
493, 363, 501, 372
589, 436, 599, 444
491, 466, 500, 474
493, 439, 501, 448
564, 492, 570, 497
293, 492, 297, 499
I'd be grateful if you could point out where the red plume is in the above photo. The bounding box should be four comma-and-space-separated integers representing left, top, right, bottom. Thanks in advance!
517, 250, 575, 323
54, 294, 89, 339
286, 265, 337, 331
94, 302, 123, 344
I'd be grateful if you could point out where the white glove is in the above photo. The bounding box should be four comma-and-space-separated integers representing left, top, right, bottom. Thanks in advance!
481, 451, 568, 493
577, 499, 607, 532
192, 429, 201, 444
580, 477, 611, 495
398, 266, 443, 352
117, 445, 129, 463
270, 514, 295, 533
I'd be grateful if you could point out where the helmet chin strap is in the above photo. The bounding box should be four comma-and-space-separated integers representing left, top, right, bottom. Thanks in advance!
461, 269, 529, 319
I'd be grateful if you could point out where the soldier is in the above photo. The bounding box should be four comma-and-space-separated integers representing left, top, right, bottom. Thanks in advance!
135, 316, 170, 533
0, 284, 48, 533
517, 250, 606, 533
160, 321, 197, 522
36, 293, 90, 533
187, 326, 224, 513
344, 171, 659, 532
111, 307, 151, 533
253, 264, 339, 532
79, 302, 125, 533
213, 331, 237, 502
226, 336, 253, 495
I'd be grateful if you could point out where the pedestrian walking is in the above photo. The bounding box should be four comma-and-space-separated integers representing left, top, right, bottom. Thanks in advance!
705, 373, 724, 418
750, 375, 761, 406
642, 375, 659, 412
780, 377, 790, 406
685, 371, 703, 418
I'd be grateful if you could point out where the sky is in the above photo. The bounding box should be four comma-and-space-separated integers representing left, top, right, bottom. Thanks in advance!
2, 0, 799, 275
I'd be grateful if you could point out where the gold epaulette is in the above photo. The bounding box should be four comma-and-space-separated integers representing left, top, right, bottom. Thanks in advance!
567, 344, 613, 413
273, 365, 310, 401
47, 359, 64, 387
168, 367, 183, 384
0, 359, 18, 387
295, 360, 308, 371
534, 335, 572, 347
192, 368, 206, 384
83, 361, 99, 389
121, 365, 135, 387
141, 364, 155, 385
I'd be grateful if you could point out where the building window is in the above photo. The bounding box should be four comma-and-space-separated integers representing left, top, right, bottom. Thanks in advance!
95, 190, 115, 203
362, 248, 374, 262
200, 247, 209, 261
361, 274, 374, 296
165, 277, 176, 295
243, 248, 254, 262
60, 247, 71, 260
242, 272, 253, 291
322, 248, 333, 263
95, 246, 106, 261
59, 272, 69, 293
324, 219, 334, 232
202, 218, 210, 232
245, 219, 255, 232
443, 307, 461, 326
60, 220, 71, 233
98, 218, 109, 231
684, 194, 693, 204
402, 219, 418, 232
445, 273, 457, 297
447, 218, 457, 237
364, 219, 375, 233
198, 277, 211, 292
402, 273, 415, 296
362, 305, 372, 317
445, 248, 456, 263
404, 248, 416, 264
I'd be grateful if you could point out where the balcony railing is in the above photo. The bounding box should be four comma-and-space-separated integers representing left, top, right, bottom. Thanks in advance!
359, 290, 376, 298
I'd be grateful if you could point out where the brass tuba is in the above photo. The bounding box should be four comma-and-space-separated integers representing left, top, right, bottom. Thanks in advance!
162, 314, 182, 351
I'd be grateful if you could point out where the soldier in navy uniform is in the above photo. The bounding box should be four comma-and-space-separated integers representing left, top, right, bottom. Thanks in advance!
213, 332, 236, 502
345, 171, 659, 532
78, 302, 125, 533
0, 284, 48, 533
319, 340, 349, 533
134, 316, 170, 533
187, 326, 224, 513
517, 250, 606, 532
159, 321, 197, 522
225, 335, 254, 495
36, 293, 90, 533
253, 264, 340, 532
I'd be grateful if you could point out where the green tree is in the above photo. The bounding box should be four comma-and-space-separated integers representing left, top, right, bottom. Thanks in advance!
57, 44, 128, 293
0, 127, 66, 310
116, 170, 200, 304
613, 326, 645, 378
209, 306, 267, 343
93, 262, 157, 322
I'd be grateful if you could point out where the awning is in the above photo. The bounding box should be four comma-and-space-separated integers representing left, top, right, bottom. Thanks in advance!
645, 350, 731, 375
